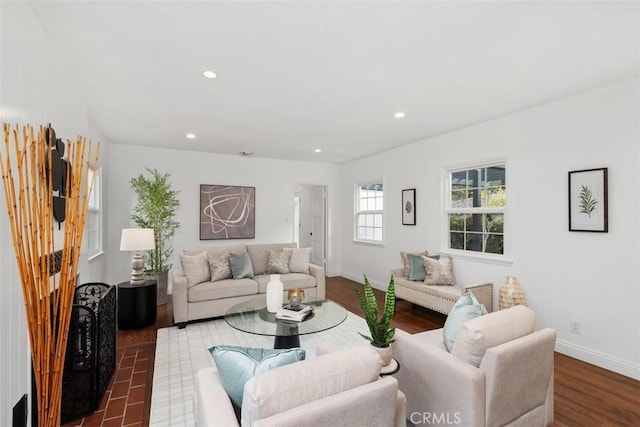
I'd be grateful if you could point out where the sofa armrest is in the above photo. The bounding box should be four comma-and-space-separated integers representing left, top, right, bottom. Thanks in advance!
194, 367, 239, 427
391, 268, 406, 280
172, 269, 189, 324
392, 329, 485, 427
462, 282, 493, 312
308, 263, 326, 299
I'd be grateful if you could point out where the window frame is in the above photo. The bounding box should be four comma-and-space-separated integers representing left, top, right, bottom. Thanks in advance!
441, 158, 512, 263
353, 179, 385, 246
86, 166, 103, 260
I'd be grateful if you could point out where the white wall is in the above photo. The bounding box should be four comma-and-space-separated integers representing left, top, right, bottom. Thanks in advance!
0, 2, 108, 423
105, 144, 341, 288
339, 77, 640, 379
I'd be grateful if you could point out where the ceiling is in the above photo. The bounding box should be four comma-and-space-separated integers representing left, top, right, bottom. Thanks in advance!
28, 1, 639, 164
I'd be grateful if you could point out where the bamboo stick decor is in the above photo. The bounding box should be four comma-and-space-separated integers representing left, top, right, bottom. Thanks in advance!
0, 123, 99, 427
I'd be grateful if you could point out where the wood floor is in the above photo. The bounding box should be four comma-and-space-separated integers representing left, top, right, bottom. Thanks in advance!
67, 276, 639, 426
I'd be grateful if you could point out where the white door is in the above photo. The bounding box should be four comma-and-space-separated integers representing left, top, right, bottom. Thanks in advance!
310, 186, 325, 266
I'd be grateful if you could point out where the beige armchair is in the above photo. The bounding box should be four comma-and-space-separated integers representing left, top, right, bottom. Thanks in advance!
393, 305, 556, 427
194, 346, 406, 427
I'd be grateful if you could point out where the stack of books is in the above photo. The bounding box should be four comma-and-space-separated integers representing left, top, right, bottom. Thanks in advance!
275, 304, 313, 322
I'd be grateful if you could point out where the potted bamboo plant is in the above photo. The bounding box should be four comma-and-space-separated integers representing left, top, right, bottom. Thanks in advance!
353, 275, 396, 365
130, 168, 180, 305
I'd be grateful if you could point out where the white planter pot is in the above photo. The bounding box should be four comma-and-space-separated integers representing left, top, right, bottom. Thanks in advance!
266, 274, 284, 313
371, 344, 392, 366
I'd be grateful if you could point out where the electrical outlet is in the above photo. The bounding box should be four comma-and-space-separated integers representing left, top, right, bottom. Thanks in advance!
570, 320, 581, 334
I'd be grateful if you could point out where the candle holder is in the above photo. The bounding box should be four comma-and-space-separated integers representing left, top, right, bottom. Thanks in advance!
287, 288, 305, 309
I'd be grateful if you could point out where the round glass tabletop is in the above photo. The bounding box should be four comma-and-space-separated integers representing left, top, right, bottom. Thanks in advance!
225, 297, 347, 338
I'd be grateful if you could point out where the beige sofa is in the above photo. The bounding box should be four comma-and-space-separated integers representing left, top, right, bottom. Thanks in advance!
393, 305, 556, 427
194, 346, 406, 427
172, 243, 325, 328
392, 267, 494, 314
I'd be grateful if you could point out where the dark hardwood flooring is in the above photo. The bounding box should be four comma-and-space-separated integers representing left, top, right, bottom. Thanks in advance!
70, 276, 639, 426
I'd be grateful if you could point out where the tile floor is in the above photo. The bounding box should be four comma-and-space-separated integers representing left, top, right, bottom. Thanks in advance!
63, 343, 155, 427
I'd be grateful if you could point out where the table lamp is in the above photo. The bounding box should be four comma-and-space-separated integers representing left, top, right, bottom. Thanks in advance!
120, 228, 155, 285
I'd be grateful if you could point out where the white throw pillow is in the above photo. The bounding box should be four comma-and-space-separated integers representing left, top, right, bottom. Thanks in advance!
284, 247, 312, 273
180, 251, 210, 287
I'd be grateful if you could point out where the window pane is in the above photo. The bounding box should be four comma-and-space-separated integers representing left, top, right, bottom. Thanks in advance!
450, 232, 465, 250
365, 215, 373, 227
365, 228, 374, 240
449, 214, 465, 231
484, 213, 504, 234
487, 166, 506, 186
485, 234, 504, 254
466, 232, 483, 252
374, 214, 382, 227
375, 197, 383, 211
374, 229, 382, 241
357, 227, 366, 239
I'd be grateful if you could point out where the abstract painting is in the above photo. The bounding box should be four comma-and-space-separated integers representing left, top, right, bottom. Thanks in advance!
200, 185, 255, 239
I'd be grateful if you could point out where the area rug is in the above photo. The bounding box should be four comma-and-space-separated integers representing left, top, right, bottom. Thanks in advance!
149, 312, 369, 426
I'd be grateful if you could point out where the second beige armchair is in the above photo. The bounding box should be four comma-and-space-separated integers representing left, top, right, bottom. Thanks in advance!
393, 305, 556, 427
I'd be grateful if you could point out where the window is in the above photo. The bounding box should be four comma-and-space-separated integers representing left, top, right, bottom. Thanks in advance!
355, 181, 384, 244
445, 160, 507, 258
86, 167, 102, 259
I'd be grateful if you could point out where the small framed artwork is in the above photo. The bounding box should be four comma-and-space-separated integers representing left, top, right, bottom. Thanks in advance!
402, 188, 416, 225
200, 184, 256, 239
568, 168, 608, 232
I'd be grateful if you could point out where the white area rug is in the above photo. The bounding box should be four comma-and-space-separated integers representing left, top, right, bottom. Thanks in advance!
150, 312, 369, 426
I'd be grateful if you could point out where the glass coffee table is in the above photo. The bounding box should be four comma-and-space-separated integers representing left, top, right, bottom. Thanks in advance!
225, 297, 348, 349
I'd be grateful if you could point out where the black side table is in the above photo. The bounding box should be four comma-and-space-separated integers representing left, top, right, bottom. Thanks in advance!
117, 279, 157, 330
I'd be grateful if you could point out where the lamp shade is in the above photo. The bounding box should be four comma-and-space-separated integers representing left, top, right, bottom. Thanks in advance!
120, 228, 155, 251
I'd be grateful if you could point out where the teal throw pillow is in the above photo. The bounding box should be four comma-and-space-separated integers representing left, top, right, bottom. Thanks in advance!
443, 292, 487, 352
407, 253, 440, 281
208, 345, 306, 406
229, 252, 255, 279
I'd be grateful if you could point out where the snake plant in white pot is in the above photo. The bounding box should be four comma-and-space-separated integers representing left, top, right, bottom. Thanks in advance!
354, 275, 396, 365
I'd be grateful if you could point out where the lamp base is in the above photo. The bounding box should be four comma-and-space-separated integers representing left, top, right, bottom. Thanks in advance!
129, 252, 146, 285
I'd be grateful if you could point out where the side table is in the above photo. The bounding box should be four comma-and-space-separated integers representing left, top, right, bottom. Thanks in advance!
117, 279, 157, 330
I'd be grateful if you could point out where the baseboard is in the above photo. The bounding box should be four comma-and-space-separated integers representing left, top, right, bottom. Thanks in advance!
340, 272, 390, 291
555, 339, 640, 380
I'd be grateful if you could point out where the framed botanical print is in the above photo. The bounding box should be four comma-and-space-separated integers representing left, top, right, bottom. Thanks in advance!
568, 168, 608, 232
402, 188, 416, 225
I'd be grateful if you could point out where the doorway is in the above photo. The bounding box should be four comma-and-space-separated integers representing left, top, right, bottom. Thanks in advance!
293, 184, 326, 268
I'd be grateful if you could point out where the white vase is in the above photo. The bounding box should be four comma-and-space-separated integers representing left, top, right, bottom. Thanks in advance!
266, 274, 284, 313
371, 344, 392, 366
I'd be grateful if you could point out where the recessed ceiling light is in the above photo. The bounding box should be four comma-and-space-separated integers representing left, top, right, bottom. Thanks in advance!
394, 112, 406, 119
202, 70, 218, 79
186, 133, 196, 139
314, 148, 322, 153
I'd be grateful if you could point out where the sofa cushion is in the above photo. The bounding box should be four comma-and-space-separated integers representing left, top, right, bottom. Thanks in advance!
284, 247, 312, 273
255, 273, 317, 293
451, 305, 535, 367
179, 251, 211, 287
246, 243, 297, 275
208, 252, 231, 282
230, 252, 254, 279
400, 250, 428, 277
208, 345, 305, 407
443, 292, 487, 352
267, 249, 291, 274
242, 346, 380, 424
188, 278, 258, 302
422, 255, 455, 285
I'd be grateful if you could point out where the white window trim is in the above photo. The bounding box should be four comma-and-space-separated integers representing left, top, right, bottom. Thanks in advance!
87, 166, 103, 260
353, 179, 385, 246
440, 158, 513, 264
